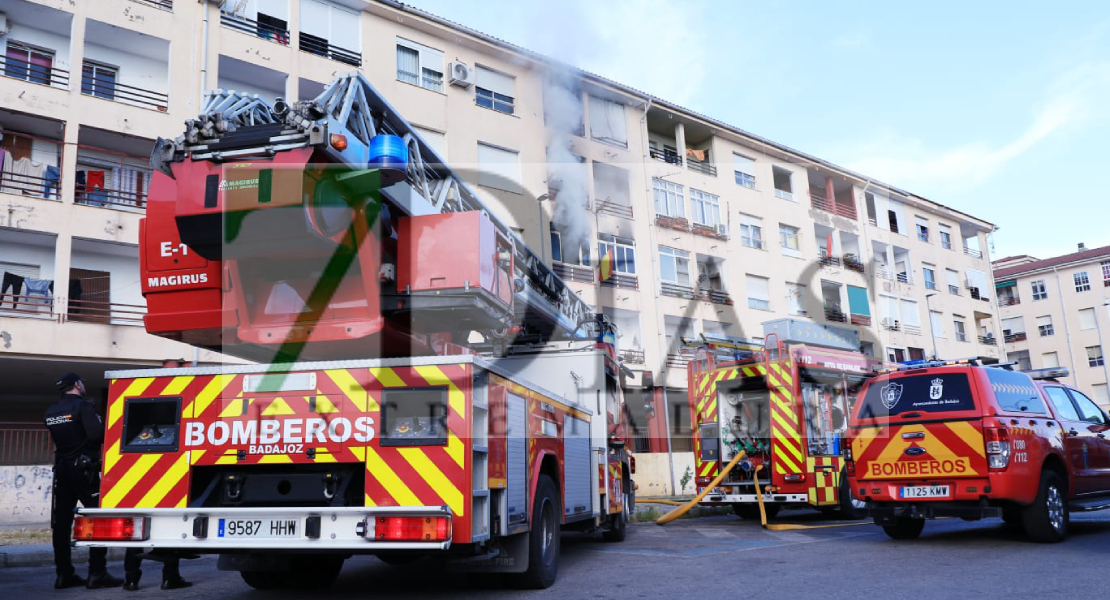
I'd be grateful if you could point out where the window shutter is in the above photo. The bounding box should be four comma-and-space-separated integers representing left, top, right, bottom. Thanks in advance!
476, 66, 515, 97
299, 0, 329, 38
746, 275, 770, 302
329, 5, 361, 51
847, 285, 870, 316
412, 126, 447, 161
477, 143, 521, 193
733, 153, 754, 174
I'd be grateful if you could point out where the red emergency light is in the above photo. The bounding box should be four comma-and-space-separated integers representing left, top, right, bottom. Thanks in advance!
370, 515, 451, 542
73, 516, 149, 541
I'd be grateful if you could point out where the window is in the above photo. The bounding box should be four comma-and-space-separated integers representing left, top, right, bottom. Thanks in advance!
653, 178, 684, 218
1031, 279, 1048, 301
588, 95, 628, 147
733, 154, 756, 188
1093, 384, 1110, 405
746, 274, 770, 310
80, 61, 118, 100
697, 256, 725, 292
923, 266, 937, 290
1001, 316, 1026, 340
658, 246, 691, 286
986, 370, 1047, 415
1045, 387, 1081, 421
772, 167, 793, 200
1009, 349, 1032, 371
953, 318, 967, 342
1080, 308, 1097, 330
1075, 271, 1091, 293
598, 234, 635, 275
551, 229, 590, 266
1042, 352, 1060, 368
947, 269, 960, 294
738, 214, 763, 249
1070, 389, 1107, 424
476, 142, 521, 193
300, 0, 361, 65
900, 299, 920, 331
5, 42, 54, 85
689, 189, 721, 227
475, 66, 515, 114
847, 285, 870, 319
779, 224, 800, 255
786, 282, 807, 316
939, 224, 953, 249
1103, 260, 1110, 287
592, 162, 631, 210
1088, 346, 1105, 368
1037, 315, 1054, 337
380, 388, 449, 447
412, 126, 447, 160
396, 38, 444, 92
930, 311, 945, 338
915, 216, 929, 242
865, 192, 878, 224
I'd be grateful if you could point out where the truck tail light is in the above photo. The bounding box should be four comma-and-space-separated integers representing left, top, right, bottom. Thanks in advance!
630, 456, 636, 475
368, 516, 451, 542
844, 442, 855, 476
985, 427, 1011, 471
784, 473, 806, 482
73, 517, 149, 541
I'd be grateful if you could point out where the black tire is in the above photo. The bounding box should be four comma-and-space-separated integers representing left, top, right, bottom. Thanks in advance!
1022, 470, 1068, 543
834, 469, 866, 519
602, 488, 629, 542
240, 555, 345, 590
732, 502, 780, 520
513, 474, 560, 589
880, 517, 925, 540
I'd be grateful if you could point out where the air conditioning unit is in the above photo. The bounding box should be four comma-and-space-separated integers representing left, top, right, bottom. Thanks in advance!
716, 223, 728, 237
448, 61, 473, 88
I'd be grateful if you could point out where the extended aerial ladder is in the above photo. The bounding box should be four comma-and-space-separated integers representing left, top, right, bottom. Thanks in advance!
144, 72, 607, 361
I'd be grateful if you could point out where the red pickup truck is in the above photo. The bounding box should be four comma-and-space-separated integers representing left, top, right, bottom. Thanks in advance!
846, 361, 1110, 542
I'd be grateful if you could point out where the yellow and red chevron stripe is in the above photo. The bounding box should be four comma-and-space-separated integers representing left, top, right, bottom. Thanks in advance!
806, 456, 840, 506
767, 361, 804, 476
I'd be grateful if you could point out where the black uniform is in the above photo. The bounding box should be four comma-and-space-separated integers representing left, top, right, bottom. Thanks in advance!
45, 393, 107, 579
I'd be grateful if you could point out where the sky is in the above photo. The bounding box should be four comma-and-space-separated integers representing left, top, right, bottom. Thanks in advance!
406, 0, 1110, 261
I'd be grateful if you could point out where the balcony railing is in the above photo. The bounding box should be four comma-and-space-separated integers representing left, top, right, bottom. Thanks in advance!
81, 72, 169, 111
130, 0, 173, 10
661, 282, 697, 299
655, 215, 690, 232
221, 12, 291, 45
551, 262, 593, 284
903, 324, 922, 336
964, 246, 983, 259
819, 254, 841, 268
843, 256, 865, 273
666, 351, 695, 368
1004, 332, 1028, 343
75, 179, 147, 210
691, 222, 728, 240
649, 147, 682, 165
299, 33, 361, 66
687, 160, 717, 177
0, 55, 70, 89
600, 273, 638, 290
0, 423, 53, 466
0, 170, 61, 200
825, 308, 847, 323
978, 335, 997, 346
596, 201, 633, 219
810, 193, 858, 219
998, 296, 1020, 306
0, 293, 56, 320
700, 289, 732, 305
896, 273, 913, 284
64, 298, 146, 326
619, 348, 646, 365
876, 268, 894, 281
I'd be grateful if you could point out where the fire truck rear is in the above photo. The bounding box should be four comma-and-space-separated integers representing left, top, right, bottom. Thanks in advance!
74, 73, 632, 590
689, 319, 882, 518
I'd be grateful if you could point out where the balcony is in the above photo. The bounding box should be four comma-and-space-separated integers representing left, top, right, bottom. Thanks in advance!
661, 281, 697, 299
217, 55, 288, 105
691, 222, 728, 241
699, 289, 732, 306
221, 11, 291, 46
0, 122, 63, 201
600, 273, 638, 290
130, 0, 173, 9
74, 127, 156, 212
843, 255, 865, 273
825, 307, 847, 323
300, 33, 361, 67
0, 2, 74, 91
649, 146, 682, 165
551, 262, 593, 284
810, 193, 858, 219
620, 348, 646, 365
819, 254, 841, 268
896, 272, 913, 284
655, 215, 690, 232
687, 158, 717, 177
1004, 332, 1028, 343
964, 246, 983, 259
1, 53, 70, 90
0, 293, 56, 321
83, 20, 171, 112
978, 335, 997, 346
998, 296, 1020, 307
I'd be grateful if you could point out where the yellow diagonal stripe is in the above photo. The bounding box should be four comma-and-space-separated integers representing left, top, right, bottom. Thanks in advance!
946, 420, 985, 454
160, 376, 194, 396
350, 447, 367, 462
261, 397, 295, 415
258, 454, 294, 464
399, 448, 464, 516
102, 453, 162, 508
193, 374, 236, 418
414, 365, 466, 418
136, 453, 189, 508
365, 446, 422, 506
773, 446, 801, 472
108, 378, 155, 429
364, 493, 376, 507
327, 369, 376, 411
315, 395, 340, 413
313, 452, 337, 463
190, 449, 207, 465
103, 440, 121, 473
445, 432, 464, 468
704, 399, 717, 419
219, 399, 248, 418
369, 367, 406, 388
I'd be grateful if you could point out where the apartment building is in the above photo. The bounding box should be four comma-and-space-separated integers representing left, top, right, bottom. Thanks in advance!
994, 244, 1110, 407
0, 0, 1000, 461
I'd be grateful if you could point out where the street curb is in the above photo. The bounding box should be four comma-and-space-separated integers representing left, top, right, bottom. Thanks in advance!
0, 546, 126, 569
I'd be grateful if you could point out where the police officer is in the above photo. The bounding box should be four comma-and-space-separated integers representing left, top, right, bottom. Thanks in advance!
123, 547, 191, 591
45, 373, 123, 589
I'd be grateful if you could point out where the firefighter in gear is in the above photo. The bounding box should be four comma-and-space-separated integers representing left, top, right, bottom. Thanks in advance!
123, 548, 191, 591
45, 373, 124, 589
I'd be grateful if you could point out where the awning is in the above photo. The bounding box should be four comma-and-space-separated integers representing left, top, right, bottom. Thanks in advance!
995, 280, 1016, 289
847, 285, 871, 317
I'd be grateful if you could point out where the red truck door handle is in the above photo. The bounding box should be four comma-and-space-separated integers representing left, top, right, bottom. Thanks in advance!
1098, 433, 1106, 439
1068, 428, 1079, 436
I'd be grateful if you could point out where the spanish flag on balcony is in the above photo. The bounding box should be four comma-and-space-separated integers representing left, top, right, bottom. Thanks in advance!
599, 246, 615, 283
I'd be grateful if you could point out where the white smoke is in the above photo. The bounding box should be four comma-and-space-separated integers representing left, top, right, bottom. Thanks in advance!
543, 70, 592, 258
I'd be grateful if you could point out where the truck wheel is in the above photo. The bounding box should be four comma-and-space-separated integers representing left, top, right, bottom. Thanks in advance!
880, 517, 925, 540
835, 469, 865, 519
513, 475, 560, 589
602, 490, 629, 542
733, 503, 779, 520
1022, 470, 1068, 543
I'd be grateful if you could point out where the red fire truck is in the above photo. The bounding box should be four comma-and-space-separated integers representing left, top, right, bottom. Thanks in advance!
688, 319, 882, 519
74, 73, 632, 590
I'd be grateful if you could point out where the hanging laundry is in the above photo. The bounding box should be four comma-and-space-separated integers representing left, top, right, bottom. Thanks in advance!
44, 165, 61, 199
0, 147, 9, 194
23, 277, 52, 308
10, 157, 47, 196
1, 271, 25, 309
685, 148, 707, 162
86, 170, 108, 205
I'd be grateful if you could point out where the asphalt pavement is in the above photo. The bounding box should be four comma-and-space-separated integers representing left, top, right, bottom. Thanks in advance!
3, 510, 1110, 598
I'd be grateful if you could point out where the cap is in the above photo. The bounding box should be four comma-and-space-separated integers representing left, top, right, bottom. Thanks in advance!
56, 372, 82, 391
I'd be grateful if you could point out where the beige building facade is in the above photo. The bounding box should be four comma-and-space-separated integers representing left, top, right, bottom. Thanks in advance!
0, 0, 1000, 459
994, 245, 1110, 407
